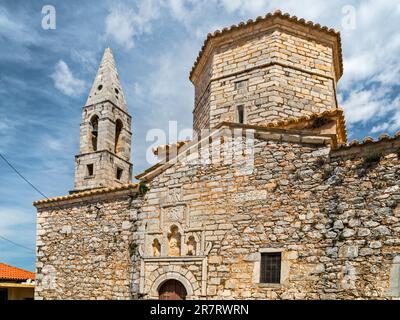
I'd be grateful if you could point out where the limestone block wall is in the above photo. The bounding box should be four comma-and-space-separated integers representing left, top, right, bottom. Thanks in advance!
34, 192, 141, 300
138, 135, 400, 299
35, 133, 400, 300
212, 30, 335, 80
193, 56, 213, 133
75, 99, 133, 191
192, 27, 339, 132
207, 64, 335, 128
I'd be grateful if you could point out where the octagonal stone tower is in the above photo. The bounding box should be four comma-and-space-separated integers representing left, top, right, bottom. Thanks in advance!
190, 11, 343, 132
73, 48, 132, 191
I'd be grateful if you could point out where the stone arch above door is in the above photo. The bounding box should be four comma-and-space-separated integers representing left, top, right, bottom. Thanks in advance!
147, 266, 200, 299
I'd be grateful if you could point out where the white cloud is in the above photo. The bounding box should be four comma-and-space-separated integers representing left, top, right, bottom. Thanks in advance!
137, 40, 194, 113
218, 0, 339, 20
70, 49, 97, 72
371, 122, 390, 134
104, 1, 161, 50
105, 6, 135, 49
132, 82, 143, 96
127, 39, 195, 171
371, 106, 400, 134
335, 1, 400, 136
0, 116, 16, 152
0, 116, 12, 131
0, 6, 44, 63
168, 0, 189, 16
50, 60, 86, 97
43, 136, 64, 151
0, 7, 37, 44
341, 88, 397, 125
0, 207, 34, 241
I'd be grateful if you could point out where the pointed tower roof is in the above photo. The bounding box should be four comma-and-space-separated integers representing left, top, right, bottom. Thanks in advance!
85, 47, 128, 111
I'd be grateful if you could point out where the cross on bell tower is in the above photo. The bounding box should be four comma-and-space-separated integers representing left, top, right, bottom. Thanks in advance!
73, 48, 132, 192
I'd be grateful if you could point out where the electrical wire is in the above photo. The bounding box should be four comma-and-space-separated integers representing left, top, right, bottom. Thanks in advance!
0, 152, 48, 199
0, 235, 35, 253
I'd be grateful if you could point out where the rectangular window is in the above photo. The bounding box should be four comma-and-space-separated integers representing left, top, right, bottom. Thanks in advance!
235, 80, 247, 90
86, 164, 94, 177
116, 167, 123, 180
237, 105, 245, 124
260, 252, 281, 284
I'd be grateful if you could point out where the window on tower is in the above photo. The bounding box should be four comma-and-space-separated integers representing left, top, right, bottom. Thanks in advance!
116, 167, 123, 180
237, 105, 245, 124
234, 79, 247, 90
90, 115, 99, 151
86, 164, 94, 177
115, 119, 123, 154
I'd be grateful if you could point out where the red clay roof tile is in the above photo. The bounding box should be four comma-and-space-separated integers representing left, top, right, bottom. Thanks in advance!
0, 263, 35, 281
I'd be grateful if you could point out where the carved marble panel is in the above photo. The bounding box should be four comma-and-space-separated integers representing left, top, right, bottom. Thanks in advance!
161, 205, 188, 227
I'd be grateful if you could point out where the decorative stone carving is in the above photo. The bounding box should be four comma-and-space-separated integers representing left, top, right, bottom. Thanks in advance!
152, 239, 161, 257
161, 205, 188, 228
169, 188, 182, 203
166, 206, 184, 221
187, 236, 196, 256
168, 225, 181, 256
161, 187, 183, 206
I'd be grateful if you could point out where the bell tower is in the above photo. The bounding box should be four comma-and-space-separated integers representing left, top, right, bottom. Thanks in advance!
73, 47, 132, 192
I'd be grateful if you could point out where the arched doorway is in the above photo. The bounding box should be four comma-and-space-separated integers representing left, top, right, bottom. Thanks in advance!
158, 279, 187, 300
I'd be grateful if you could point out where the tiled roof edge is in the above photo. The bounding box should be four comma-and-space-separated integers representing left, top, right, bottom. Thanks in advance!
33, 183, 139, 206
189, 10, 343, 81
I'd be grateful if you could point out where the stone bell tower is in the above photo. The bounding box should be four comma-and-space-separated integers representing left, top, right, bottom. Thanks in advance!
73, 47, 132, 192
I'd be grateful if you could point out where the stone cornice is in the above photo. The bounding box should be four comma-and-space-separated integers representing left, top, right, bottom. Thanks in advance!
75, 149, 132, 165
33, 183, 139, 207
264, 108, 347, 144
83, 99, 132, 119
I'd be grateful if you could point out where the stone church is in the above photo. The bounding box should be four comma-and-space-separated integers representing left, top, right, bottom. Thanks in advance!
33, 11, 400, 300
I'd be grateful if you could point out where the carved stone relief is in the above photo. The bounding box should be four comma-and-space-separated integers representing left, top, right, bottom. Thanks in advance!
186, 236, 196, 256
152, 239, 161, 257
167, 225, 181, 256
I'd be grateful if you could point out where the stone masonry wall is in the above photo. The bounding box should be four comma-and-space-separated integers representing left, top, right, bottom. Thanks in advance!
35, 135, 400, 300
75, 100, 133, 191
207, 64, 335, 127
80, 101, 132, 160
35, 192, 141, 300
74, 151, 132, 190
192, 28, 338, 131
137, 135, 400, 299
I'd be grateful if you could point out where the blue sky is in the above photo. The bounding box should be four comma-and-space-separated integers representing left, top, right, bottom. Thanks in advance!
0, 0, 399, 271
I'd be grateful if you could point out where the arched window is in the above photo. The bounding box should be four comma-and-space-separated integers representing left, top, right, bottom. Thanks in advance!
115, 119, 123, 154
90, 115, 99, 151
